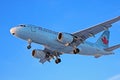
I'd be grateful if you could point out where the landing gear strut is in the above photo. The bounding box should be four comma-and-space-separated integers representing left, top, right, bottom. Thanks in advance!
27, 39, 32, 49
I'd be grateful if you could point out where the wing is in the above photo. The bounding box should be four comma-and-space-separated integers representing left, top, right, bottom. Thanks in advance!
72, 16, 120, 46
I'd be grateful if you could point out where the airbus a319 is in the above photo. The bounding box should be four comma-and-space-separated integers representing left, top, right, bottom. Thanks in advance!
10, 16, 120, 64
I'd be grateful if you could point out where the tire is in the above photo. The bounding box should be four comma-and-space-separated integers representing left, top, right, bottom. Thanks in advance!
27, 45, 31, 49
73, 48, 79, 54
55, 58, 61, 64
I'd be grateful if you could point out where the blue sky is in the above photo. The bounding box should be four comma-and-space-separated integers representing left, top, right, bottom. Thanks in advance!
0, 0, 120, 80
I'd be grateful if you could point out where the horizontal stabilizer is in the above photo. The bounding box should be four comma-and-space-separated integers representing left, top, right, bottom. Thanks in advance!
104, 44, 120, 51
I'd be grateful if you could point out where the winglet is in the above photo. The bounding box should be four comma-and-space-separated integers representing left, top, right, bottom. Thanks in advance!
103, 16, 120, 25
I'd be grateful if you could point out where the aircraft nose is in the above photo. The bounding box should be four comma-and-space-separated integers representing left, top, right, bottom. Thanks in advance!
10, 27, 16, 35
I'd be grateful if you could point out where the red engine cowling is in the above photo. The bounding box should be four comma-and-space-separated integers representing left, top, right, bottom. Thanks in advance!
57, 32, 74, 45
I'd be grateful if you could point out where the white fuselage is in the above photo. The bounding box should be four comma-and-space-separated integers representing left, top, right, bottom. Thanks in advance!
10, 25, 113, 57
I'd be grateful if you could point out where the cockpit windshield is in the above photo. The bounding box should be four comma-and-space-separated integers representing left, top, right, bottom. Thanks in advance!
19, 24, 26, 27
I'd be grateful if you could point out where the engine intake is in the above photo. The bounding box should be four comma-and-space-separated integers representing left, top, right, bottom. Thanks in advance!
32, 50, 36, 56
57, 32, 74, 45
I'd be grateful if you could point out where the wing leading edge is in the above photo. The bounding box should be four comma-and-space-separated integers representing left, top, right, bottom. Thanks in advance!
72, 16, 120, 46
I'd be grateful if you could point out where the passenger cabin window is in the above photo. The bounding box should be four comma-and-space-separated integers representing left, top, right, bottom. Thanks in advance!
19, 24, 26, 27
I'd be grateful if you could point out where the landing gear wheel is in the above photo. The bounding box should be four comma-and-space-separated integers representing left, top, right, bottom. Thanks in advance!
27, 45, 31, 49
55, 58, 61, 64
73, 48, 79, 54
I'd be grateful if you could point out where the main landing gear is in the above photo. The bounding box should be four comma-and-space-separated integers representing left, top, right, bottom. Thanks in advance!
27, 39, 32, 49
53, 51, 61, 64
55, 58, 61, 64
45, 51, 61, 64
73, 48, 80, 54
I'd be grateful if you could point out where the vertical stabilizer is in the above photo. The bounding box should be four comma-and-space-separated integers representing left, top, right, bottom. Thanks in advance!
96, 30, 110, 48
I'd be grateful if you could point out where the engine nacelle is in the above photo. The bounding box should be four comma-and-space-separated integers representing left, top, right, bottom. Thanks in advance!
32, 49, 46, 59
57, 32, 74, 45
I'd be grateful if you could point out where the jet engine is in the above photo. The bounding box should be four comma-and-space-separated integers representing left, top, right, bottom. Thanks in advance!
32, 49, 46, 59
57, 32, 74, 45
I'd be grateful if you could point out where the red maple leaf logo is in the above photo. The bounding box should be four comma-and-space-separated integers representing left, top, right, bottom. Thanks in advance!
101, 36, 108, 44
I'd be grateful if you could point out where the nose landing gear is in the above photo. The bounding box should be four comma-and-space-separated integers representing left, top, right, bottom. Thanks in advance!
27, 45, 31, 49
27, 39, 32, 49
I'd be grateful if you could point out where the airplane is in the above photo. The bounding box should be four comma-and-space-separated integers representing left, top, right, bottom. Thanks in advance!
10, 16, 120, 64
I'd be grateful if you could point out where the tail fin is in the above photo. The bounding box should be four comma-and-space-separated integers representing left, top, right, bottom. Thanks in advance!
95, 30, 110, 48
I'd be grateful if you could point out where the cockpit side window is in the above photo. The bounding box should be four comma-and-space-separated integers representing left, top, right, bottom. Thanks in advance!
19, 24, 26, 27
